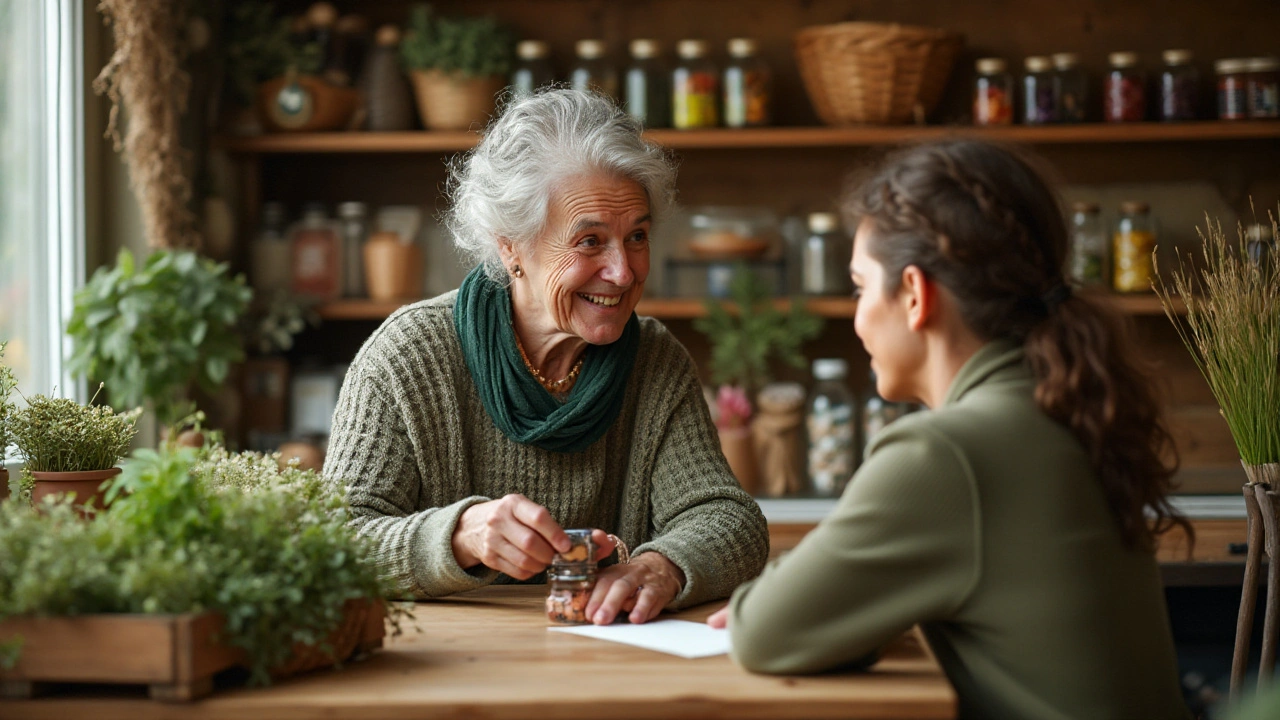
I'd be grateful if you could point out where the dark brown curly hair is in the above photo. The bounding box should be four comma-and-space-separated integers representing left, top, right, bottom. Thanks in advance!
846, 139, 1190, 553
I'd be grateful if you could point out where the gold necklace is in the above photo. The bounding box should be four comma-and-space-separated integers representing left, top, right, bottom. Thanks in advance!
515, 335, 584, 393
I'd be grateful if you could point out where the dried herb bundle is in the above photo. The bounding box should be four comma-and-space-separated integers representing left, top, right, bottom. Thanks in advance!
9, 393, 140, 473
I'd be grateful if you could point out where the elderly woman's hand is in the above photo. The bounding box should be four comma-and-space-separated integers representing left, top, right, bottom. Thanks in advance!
585, 551, 685, 625
452, 494, 616, 579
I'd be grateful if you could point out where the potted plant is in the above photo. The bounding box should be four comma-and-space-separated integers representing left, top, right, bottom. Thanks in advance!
8, 389, 140, 513
693, 265, 824, 493
0, 342, 16, 500
400, 3, 513, 130
66, 249, 253, 437
0, 444, 403, 698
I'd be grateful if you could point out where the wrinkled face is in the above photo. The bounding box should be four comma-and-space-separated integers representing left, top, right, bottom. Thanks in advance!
851, 219, 922, 403
517, 174, 651, 345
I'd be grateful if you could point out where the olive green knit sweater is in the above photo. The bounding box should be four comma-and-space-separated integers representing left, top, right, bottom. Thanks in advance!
323, 291, 769, 607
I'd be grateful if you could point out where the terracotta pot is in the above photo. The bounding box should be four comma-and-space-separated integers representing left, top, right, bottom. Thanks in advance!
257, 73, 360, 133
363, 232, 424, 301
408, 69, 505, 130
0, 467, 9, 502
278, 441, 325, 473
718, 426, 760, 495
30, 468, 122, 516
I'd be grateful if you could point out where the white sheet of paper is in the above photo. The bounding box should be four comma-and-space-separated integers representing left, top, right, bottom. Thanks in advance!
547, 620, 730, 659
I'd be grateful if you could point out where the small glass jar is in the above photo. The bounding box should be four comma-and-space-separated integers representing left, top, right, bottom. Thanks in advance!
289, 203, 344, 301
1112, 201, 1157, 294
1216, 58, 1250, 120
337, 201, 368, 298
1105, 52, 1146, 122
672, 39, 719, 129
570, 39, 617, 99
801, 212, 852, 296
251, 202, 291, 294
1245, 223, 1275, 267
807, 359, 855, 497
1246, 57, 1280, 119
1022, 56, 1057, 124
1159, 49, 1198, 121
1052, 53, 1087, 123
973, 57, 1013, 125
546, 529, 596, 625
1068, 201, 1107, 287
723, 37, 771, 128
624, 39, 669, 128
511, 40, 555, 98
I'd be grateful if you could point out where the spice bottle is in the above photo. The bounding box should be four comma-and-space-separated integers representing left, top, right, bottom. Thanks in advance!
570, 39, 617, 99
290, 203, 344, 301
337, 201, 368, 298
1022, 56, 1057, 124
1112, 201, 1157, 293
1159, 50, 1198, 121
723, 38, 771, 128
251, 202, 291, 294
1104, 52, 1146, 122
1216, 58, 1250, 120
1052, 52, 1087, 123
1068, 202, 1107, 287
672, 39, 719, 129
546, 529, 596, 624
973, 57, 1013, 125
1246, 57, 1280, 119
807, 359, 855, 497
511, 40, 556, 98
802, 212, 853, 296
624, 39, 669, 128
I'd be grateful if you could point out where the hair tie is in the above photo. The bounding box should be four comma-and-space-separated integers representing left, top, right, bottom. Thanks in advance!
1041, 284, 1073, 312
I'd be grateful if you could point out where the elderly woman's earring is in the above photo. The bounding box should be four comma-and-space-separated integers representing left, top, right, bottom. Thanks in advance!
512, 264, 524, 278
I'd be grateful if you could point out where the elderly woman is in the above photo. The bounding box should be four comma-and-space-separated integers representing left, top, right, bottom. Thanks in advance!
324, 89, 769, 625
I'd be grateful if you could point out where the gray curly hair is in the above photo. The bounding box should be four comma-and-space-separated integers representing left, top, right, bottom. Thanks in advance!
445, 89, 678, 283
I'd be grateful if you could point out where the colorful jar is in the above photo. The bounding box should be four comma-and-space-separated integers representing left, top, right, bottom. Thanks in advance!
973, 58, 1013, 125
1068, 201, 1107, 286
672, 39, 719, 129
1216, 58, 1250, 120
1052, 53, 1088, 123
1112, 201, 1157, 293
1022, 56, 1057, 124
1105, 52, 1146, 122
1246, 57, 1280, 119
723, 38, 771, 128
1159, 49, 1198, 121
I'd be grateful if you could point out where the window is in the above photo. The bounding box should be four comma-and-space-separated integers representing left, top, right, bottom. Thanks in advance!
0, 0, 84, 412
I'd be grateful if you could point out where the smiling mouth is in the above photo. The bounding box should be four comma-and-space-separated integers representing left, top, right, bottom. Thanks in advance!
578, 293, 622, 307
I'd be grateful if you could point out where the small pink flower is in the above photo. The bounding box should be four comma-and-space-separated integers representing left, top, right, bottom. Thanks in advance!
715, 385, 753, 430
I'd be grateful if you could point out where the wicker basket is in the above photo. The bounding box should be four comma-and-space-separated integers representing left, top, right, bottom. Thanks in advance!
794, 22, 964, 125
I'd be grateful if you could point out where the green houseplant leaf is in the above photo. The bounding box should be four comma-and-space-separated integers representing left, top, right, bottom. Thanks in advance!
399, 3, 513, 77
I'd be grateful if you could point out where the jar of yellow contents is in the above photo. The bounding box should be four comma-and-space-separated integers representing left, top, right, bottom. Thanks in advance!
1112, 201, 1157, 293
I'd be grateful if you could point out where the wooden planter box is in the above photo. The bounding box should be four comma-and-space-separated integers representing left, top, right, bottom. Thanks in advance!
0, 599, 385, 702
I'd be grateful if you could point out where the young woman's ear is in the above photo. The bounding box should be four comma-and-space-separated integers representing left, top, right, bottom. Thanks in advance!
899, 265, 935, 332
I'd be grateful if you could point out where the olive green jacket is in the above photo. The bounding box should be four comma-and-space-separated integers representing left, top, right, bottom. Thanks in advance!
728, 341, 1188, 720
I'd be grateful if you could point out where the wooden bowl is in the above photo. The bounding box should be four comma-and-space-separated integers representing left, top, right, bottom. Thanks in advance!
688, 231, 771, 260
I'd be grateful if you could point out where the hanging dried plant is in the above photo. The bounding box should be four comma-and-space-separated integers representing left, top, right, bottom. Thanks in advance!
93, 0, 199, 250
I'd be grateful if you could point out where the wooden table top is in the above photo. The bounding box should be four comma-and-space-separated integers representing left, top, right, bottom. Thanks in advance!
2, 586, 956, 720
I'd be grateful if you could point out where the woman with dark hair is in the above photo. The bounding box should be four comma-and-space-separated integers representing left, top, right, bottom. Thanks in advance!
709, 139, 1191, 719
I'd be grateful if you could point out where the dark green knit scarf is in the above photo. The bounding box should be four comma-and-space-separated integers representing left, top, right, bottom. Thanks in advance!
453, 266, 640, 453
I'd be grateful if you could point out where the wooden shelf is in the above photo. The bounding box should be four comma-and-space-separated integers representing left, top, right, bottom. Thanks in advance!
214, 121, 1280, 154
314, 294, 1182, 321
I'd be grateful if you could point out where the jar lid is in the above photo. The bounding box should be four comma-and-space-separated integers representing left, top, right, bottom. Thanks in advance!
1246, 57, 1280, 72
1108, 52, 1139, 68
337, 201, 367, 218
629, 38, 660, 59
677, 39, 709, 59
812, 358, 848, 381
517, 40, 550, 60
575, 39, 606, 59
975, 57, 1007, 75
1215, 58, 1250, 74
1024, 56, 1052, 73
1071, 201, 1100, 213
1119, 201, 1150, 215
1162, 49, 1193, 66
1051, 52, 1080, 70
727, 38, 758, 58
808, 212, 839, 233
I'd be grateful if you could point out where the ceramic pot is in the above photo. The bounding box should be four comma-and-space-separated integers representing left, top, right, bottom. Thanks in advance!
363, 232, 424, 301
408, 69, 504, 130
30, 467, 122, 516
718, 426, 760, 495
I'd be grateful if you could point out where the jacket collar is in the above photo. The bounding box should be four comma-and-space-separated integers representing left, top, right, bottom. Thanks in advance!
942, 339, 1027, 407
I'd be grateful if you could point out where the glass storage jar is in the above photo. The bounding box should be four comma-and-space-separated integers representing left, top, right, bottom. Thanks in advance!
973, 57, 1013, 125
570, 39, 617, 99
1105, 52, 1146, 122
801, 212, 853, 296
624, 39, 669, 128
511, 40, 555, 98
1052, 52, 1087, 123
337, 201, 368, 298
1112, 201, 1157, 293
723, 37, 771, 128
546, 529, 596, 625
1022, 56, 1057, 124
1068, 201, 1107, 286
251, 202, 291, 294
807, 359, 855, 497
1246, 56, 1280, 119
1216, 58, 1249, 120
672, 39, 718, 129
1159, 49, 1198, 121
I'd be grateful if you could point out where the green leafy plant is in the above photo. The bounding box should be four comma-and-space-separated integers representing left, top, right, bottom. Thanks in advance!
9, 391, 140, 473
245, 290, 319, 356
399, 3, 513, 77
0, 341, 16, 462
694, 264, 825, 399
67, 249, 253, 430
223, 2, 322, 105
0, 445, 405, 685
1154, 212, 1280, 466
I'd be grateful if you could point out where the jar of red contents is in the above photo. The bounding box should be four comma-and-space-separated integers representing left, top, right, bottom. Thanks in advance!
672, 39, 719, 129
1105, 52, 1146, 122
1246, 57, 1279, 119
1216, 58, 1249, 120
973, 57, 1013, 125
1159, 49, 1198, 121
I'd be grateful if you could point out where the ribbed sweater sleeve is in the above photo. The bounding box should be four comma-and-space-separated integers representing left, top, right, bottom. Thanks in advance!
727, 415, 980, 673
